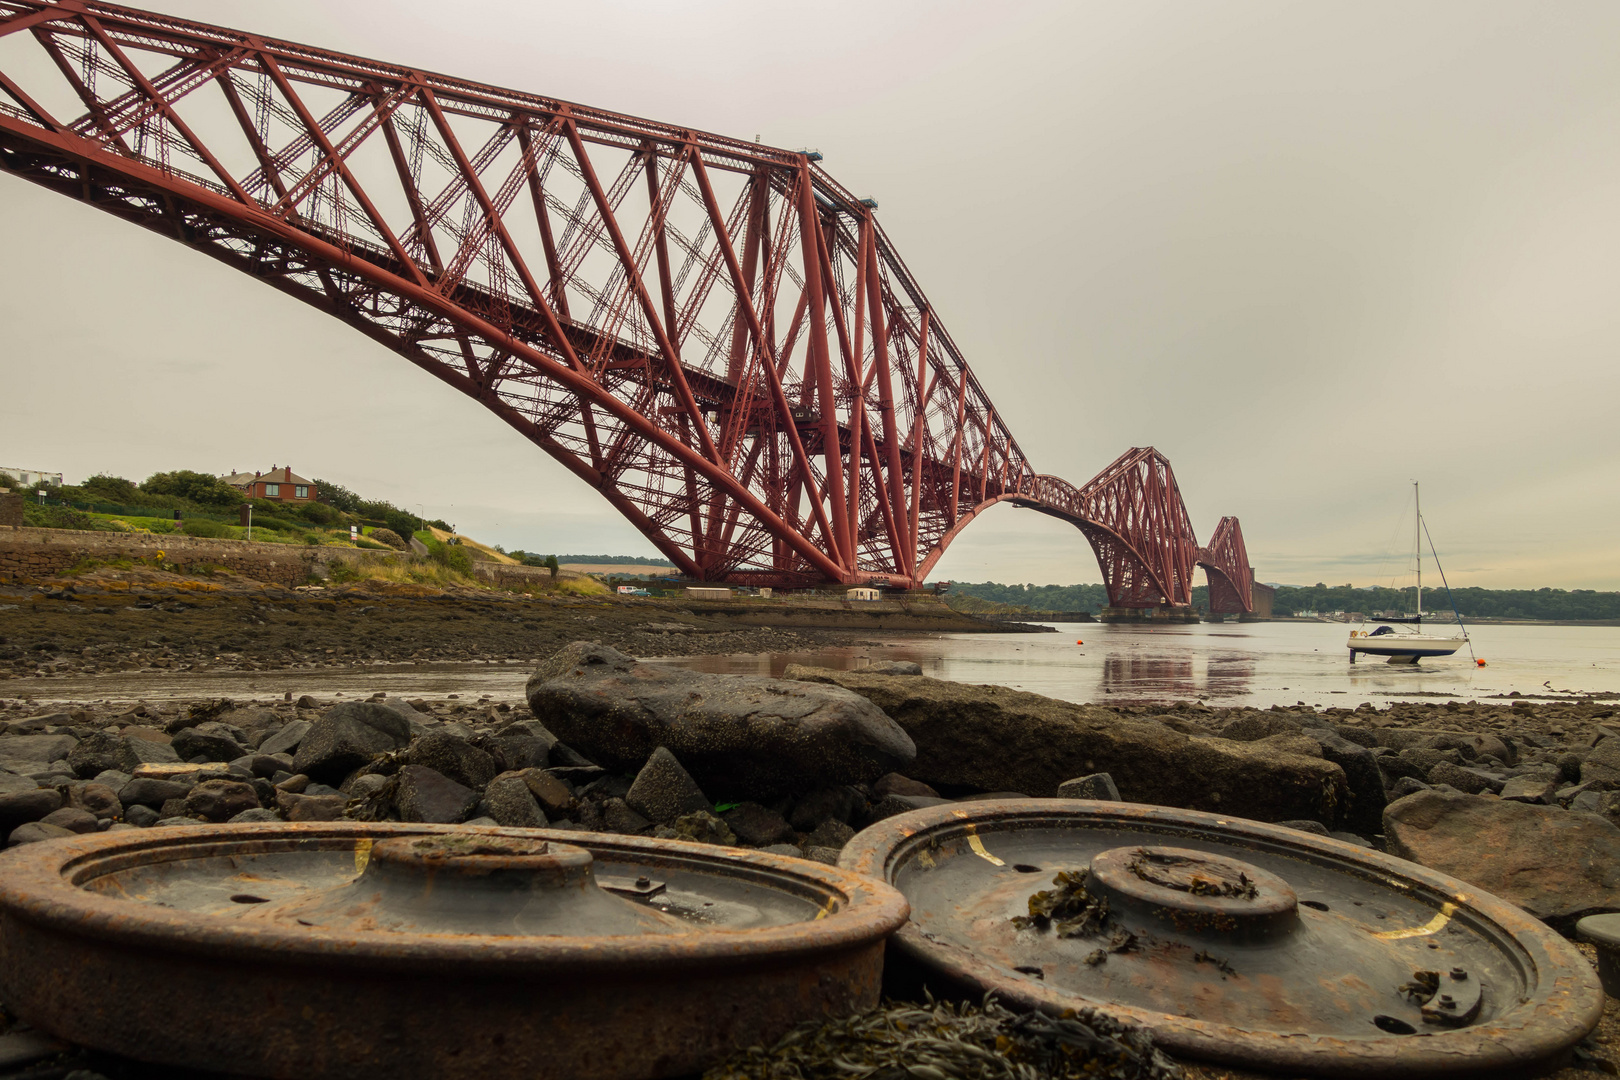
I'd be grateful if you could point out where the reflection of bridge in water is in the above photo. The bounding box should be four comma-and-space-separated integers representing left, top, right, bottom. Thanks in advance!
1101, 652, 1258, 699
0, 1, 1264, 613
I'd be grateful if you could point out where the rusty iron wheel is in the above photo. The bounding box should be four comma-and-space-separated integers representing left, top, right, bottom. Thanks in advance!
841, 799, 1602, 1077
0, 822, 909, 1079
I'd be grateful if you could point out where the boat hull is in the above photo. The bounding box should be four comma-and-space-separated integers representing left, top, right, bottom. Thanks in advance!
1347, 634, 1464, 659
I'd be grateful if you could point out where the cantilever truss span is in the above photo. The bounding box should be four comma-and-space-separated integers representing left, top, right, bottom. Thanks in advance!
0, 0, 1259, 610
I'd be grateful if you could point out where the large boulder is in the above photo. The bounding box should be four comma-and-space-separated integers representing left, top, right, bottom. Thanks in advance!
292, 703, 411, 784
402, 733, 497, 792
1384, 789, 1620, 931
0, 734, 77, 770
66, 732, 143, 779
784, 666, 1348, 826
395, 765, 477, 824
171, 723, 248, 764
525, 643, 915, 800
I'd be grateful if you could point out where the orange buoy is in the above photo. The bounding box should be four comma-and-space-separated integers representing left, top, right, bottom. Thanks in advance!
1476, 658, 1487, 667
1076, 640, 1084, 646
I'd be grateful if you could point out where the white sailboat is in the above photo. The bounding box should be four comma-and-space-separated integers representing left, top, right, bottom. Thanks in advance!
1348, 483, 1470, 664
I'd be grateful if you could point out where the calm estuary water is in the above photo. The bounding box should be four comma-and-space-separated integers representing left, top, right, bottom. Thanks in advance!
659, 620, 1620, 709
18, 621, 1620, 709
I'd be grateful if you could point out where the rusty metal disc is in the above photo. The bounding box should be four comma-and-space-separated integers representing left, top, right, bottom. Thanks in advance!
841, 799, 1601, 1077
0, 822, 908, 1079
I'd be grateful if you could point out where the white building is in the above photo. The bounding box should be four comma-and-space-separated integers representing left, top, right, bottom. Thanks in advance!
0, 466, 63, 489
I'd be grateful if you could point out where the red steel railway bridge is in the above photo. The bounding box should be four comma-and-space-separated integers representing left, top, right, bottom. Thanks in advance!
0, 0, 1261, 614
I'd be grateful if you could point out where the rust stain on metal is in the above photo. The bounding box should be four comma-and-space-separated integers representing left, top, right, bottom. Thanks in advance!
840, 798, 1604, 1078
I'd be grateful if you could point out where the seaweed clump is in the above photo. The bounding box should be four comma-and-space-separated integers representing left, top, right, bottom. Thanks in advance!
704, 993, 1180, 1080
1012, 870, 1109, 939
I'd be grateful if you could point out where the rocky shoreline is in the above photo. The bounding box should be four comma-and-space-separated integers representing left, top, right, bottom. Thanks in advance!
2, 641, 1618, 1078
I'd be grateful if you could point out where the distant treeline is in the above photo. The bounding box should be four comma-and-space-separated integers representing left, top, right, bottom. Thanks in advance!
947, 582, 1111, 613
948, 580, 1620, 621
1271, 584, 1620, 621
555, 554, 676, 566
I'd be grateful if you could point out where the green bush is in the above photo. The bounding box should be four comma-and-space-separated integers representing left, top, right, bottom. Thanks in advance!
369, 527, 406, 550
80, 474, 139, 502
293, 500, 339, 526
141, 470, 242, 510
181, 518, 230, 539
427, 539, 475, 576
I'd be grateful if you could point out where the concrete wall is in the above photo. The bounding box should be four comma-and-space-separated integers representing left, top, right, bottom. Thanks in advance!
0, 527, 396, 587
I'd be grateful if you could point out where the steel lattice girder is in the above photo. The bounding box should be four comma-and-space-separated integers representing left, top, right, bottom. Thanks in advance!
0, 1, 1254, 602
1199, 516, 1254, 615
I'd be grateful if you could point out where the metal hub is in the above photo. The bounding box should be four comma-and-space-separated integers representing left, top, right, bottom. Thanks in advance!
842, 800, 1602, 1077
1087, 846, 1299, 942
0, 823, 909, 1079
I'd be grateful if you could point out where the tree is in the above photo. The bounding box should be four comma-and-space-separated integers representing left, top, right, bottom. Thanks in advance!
545, 554, 559, 579
140, 470, 241, 509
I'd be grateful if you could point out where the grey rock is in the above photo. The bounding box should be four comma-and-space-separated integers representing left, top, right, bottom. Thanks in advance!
719, 802, 793, 846
304, 783, 341, 797
519, 770, 577, 816
92, 770, 133, 790
1500, 775, 1561, 805
1219, 714, 1303, 742
804, 818, 856, 850
859, 661, 923, 676
672, 809, 736, 846
1303, 728, 1388, 839
788, 786, 864, 832
1399, 747, 1452, 774
1427, 761, 1502, 795
527, 642, 916, 800
1057, 773, 1122, 801
871, 773, 940, 798
171, 724, 248, 764
39, 806, 98, 834
1329, 831, 1374, 848
67, 731, 142, 779
865, 793, 949, 825
0, 770, 39, 797
0, 788, 63, 832
395, 765, 476, 824
344, 773, 389, 799
626, 746, 711, 825
602, 797, 650, 835
1275, 819, 1331, 836
1388, 776, 1432, 800
292, 703, 411, 784
124, 804, 159, 827
276, 792, 346, 822
228, 808, 281, 823
760, 843, 802, 857
481, 735, 553, 773
483, 775, 548, 829
1385, 788, 1620, 931
3, 713, 71, 733
66, 782, 120, 820
403, 733, 497, 792
118, 778, 192, 807
155, 816, 206, 827
0, 734, 77, 766
185, 779, 261, 822
1582, 740, 1620, 786
785, 666, 1349, 826
803, 846, 842, 866
126, 738, 179, 765
258, 720, 311, 757
1573, 790, 1607, 814
7, 821, 75, 846
463, 816, 499, 827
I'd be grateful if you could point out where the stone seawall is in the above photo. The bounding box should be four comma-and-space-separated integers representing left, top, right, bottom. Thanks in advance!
0, 527, 397, 587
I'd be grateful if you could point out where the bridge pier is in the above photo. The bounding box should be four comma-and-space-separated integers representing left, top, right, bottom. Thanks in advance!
1098, 606, 1200, 624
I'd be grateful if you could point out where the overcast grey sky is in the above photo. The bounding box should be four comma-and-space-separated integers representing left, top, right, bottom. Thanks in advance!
3, 1, 1618, 589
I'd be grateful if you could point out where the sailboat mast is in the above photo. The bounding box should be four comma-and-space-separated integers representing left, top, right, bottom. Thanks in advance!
1414, 481, 1422, 619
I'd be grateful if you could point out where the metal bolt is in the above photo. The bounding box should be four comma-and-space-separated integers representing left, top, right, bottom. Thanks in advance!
1449, 967, 1467, 980
1438, 995, 1456, 1008
635, 876, 651, 889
